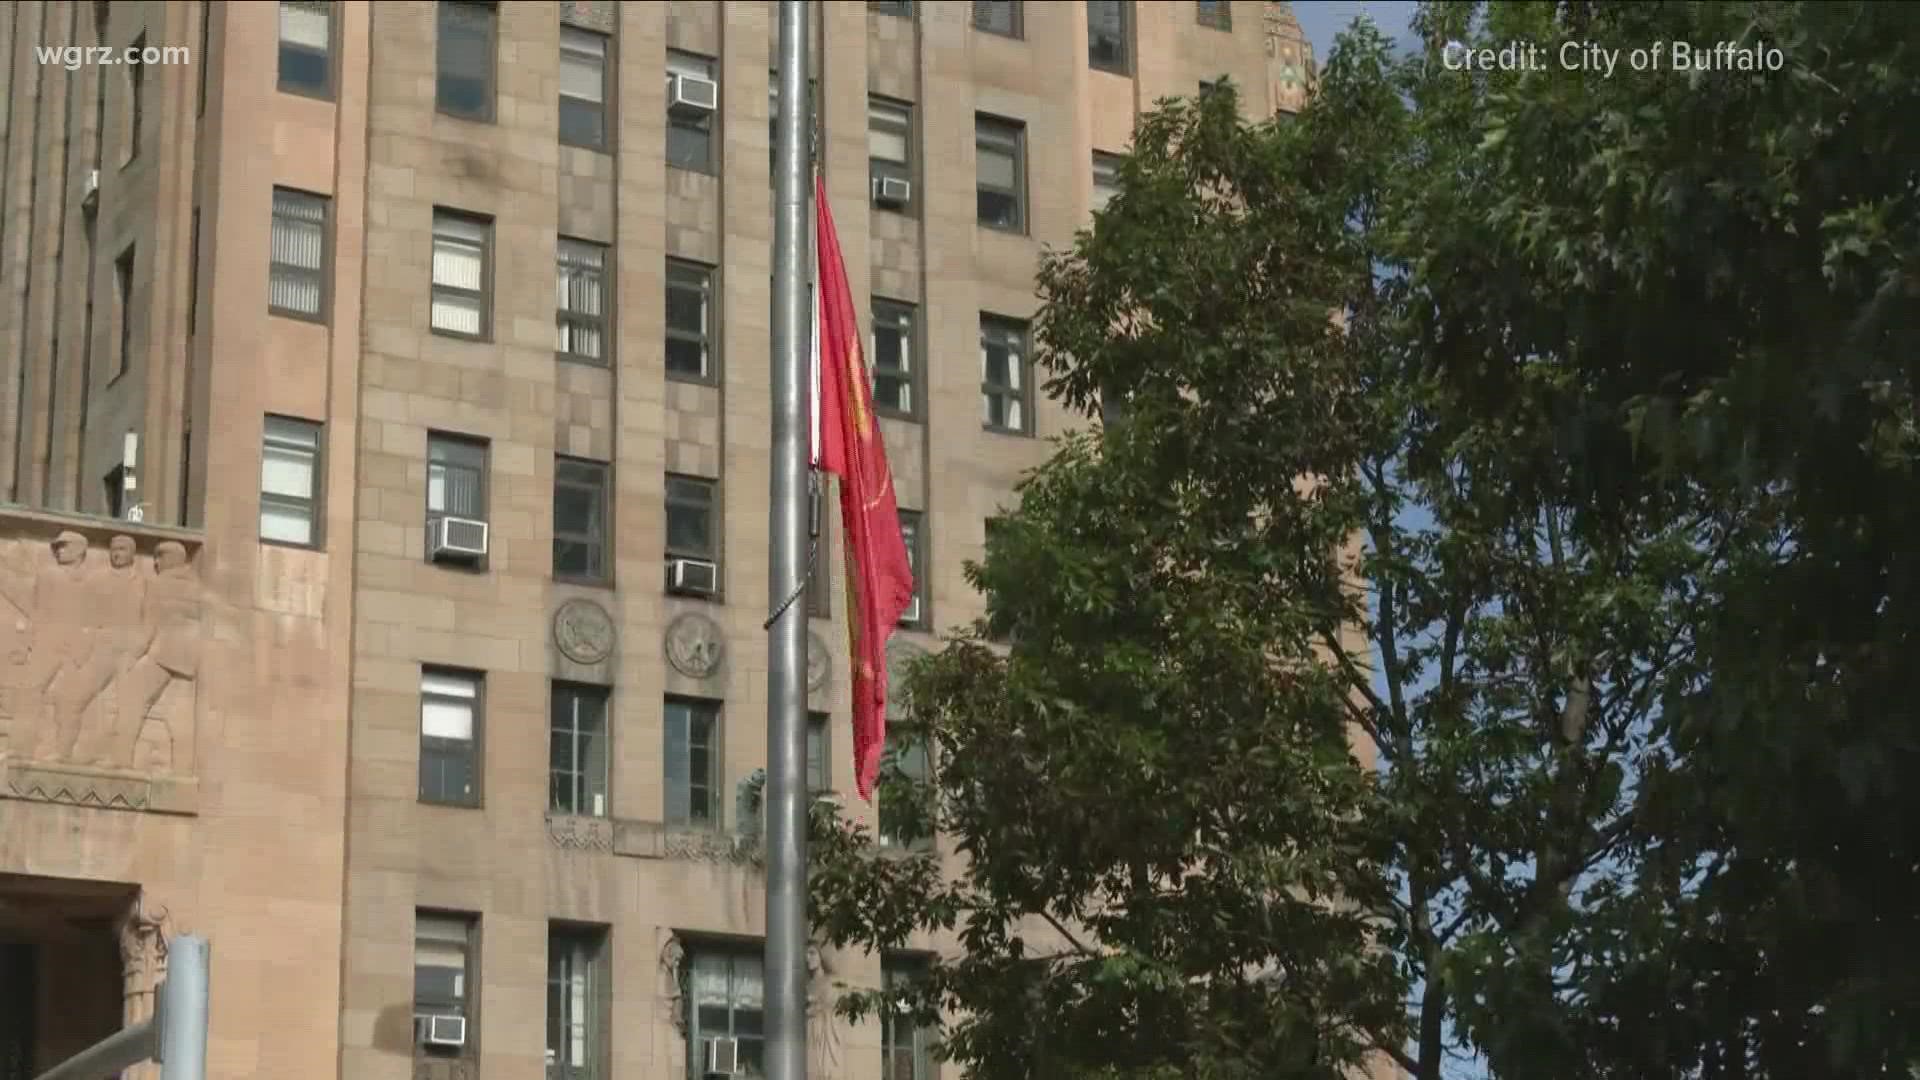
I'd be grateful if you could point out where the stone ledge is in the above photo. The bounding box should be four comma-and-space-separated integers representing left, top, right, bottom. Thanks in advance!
0, 504, 203, 555
0, 755, 198, 815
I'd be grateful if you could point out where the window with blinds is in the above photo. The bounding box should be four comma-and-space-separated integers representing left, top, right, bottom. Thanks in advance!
980, 314, 1032, 434
869, 97, 914, 212
277, 0, 333, 97
260, 415, 324, 547
546, 926, 608, 1080
1091, 151, 1124, 213
269, 188, 327, 319
559, 27, 609, 150
975, 115, 1026, 231
414, 911, 477, 1057
427, 433, 488, 527
556, 237, 607, 362
431, 209, 490, 338
420, 667, 481, 806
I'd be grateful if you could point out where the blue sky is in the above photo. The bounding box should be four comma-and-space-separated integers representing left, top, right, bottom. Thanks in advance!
1293, 0, 1422, 60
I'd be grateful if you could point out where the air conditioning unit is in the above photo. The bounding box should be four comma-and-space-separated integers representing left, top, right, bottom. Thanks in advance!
705, 1036, 740, 1076
428, 516, 489, 562
899, 595, 921, 626
417, 1013, 467, 1049
872, 175, 912, 207
81, 169, 100, 212
668, 557, 719, 596
669, 73, 719, 115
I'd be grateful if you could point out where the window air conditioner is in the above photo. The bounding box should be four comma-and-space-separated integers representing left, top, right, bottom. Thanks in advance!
428, 516, 489, 562
705, 1036, 740, 1076
668, 557, 720, 596
670, 73, 720, 115
899, 595, 921, 626
81, 169, 100, 212
872, 175, 912, 207
417, 1013, 467, 1049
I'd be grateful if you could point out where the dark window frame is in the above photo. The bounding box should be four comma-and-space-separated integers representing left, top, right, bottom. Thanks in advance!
277, 0, 337, 99
665, 473, 719, 564
1196, 0, 1232, 31
868, 96, 915, 216
419, 665, 484, 808
559, 25, 613, 151
425, 431, 490, 566
186, 209, 200, 337
197, 1, 212, 115
269, 187, 331, 322
413, 910, 480, 1059
126, 33, 146, 165
974, 114, 1027, 233
114, 244, 135, 379
897, 509, 926, 629
435, 0, 498, 123
547, 923, 611, 1080
882, 956, 934, 1080
260, 414, 325, 549
553, 455, 612, 585
430, 208, 493, 341
1087, 0, 1133, 75
868, 0, 915, 17
870, 297, 919, 420
980, 314, 1035, 436
550, 681, 612, 819
665, 51, 718, 174
557, 235, 611, 364
664, 696, 723, 829
972, 0, 1024, 38
665, 259, 717, 383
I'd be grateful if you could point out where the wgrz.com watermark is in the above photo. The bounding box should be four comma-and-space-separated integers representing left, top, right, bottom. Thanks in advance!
1443, 39, 1785, 78
36, 44, 192, 71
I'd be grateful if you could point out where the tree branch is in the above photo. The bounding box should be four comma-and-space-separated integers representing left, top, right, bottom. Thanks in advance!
1037, 909, 1103, 958
1321, 629, 1397, 760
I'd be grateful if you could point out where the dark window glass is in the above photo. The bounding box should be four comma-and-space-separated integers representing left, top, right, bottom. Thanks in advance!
980, 315, 1032, 434
420, 668, 481, 806
666, 52, 716, 172
427, 434, 488, 522
1196, 0, 1232, 30
559, 27, 609, 149
972, 0, 1022, 37
436, 1, 496, 121
882, 958, 932, 1080
665, 475, 717, 560
278, 0, 333, 97
878, 734, 933, 849
115, 245, 135, 375
413, 911, 477, 1056
871, 299, 916, 417
975, 116, 1025, 231
664, 698, 721, 826
553, 457, 609, 582
547, 926, 607, 1079
127, 35, 146, 161
897, 510, 924, 628
868, 0, 914, 16
665, 260, 714, 380
550, 682, 610, 818
1087, 1, 1131, 74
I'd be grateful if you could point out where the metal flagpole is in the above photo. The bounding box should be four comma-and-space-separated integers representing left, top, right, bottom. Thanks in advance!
766, 3, 812, 1080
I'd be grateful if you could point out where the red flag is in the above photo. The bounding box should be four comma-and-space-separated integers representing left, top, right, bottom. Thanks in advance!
812, 175, 916, 803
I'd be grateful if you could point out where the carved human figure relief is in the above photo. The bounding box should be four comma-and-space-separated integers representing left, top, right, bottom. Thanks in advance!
107, 540, 200, 770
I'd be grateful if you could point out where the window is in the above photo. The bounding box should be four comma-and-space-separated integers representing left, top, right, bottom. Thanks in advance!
665, 260, 714, 380
547, 926, 608, 1080
868, 0, 913, 16
1087, 1, 1132, 74
869, 98, 913, 213
436, 0, 496, 121
115, 245, 135, 376
553, 457, 610, 583
427, 433, 488, 529
414, 913, 476, 1051
431, 210, 491, 338
557, 237, 608, 362
260, 416, 323, 546
421, 668, 481, 806
665, 52, 716, 173
973, 0, 1022, 37
871, 299, 917, 418
664, 698, 721, 827
197, 1, 211, 114
270, 188, 328, 319
882, 958, 932, 1080
126, 35, 146, 163
808, 712, 830, 793
1091, 151, 1123, 213
186, 210, 200, 336
103, 467, 125, 520
550, 682, 610, 818
278, 0, 333, 97
1196, 0, 1232, 30
878, 734, 932, 849
980, 315, 1032, 434
666, 474, 717, 562
975, 116, 1026, 232
559, 27, 609, 149
685, 951, 765, 1077
897, 510, 924, 628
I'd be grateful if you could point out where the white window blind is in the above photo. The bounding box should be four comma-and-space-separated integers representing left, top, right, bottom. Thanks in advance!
431, 214, 487, 335
269, 190, 325, 316
280, 1, 330, 49
560, 28, 605, 103
421, 672, 477, 741
869, 101, 909, 162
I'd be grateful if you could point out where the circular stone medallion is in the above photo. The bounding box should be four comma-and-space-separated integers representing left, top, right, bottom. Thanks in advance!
552, 598, 616, 665
665, 612, 726, 678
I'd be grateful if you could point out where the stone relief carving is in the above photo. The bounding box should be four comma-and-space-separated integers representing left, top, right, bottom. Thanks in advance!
116, 893, 171, 1032
547, 813, 613, 852
0, 532, 201, 785
807, 631, 830, 694
552, 597, 615, 666
665, 612, 725, 679
558, 0, 616, 33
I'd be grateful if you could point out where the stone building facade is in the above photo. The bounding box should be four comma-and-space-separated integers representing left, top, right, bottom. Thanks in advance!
0, 2, 1326, 1078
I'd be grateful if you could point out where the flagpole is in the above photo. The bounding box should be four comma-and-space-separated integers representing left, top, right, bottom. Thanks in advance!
767, 4, 812, 1080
